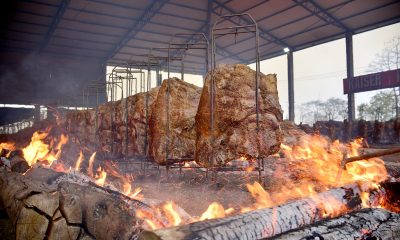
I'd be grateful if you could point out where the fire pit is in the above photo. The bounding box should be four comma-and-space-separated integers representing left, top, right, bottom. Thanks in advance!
0, 64, 399, 240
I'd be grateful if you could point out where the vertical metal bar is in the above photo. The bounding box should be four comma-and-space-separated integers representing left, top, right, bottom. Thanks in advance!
181, 61, 184, 81
156, 66, 160, 86
346, 32, 355, 121
34, 104, 41, 123
255, 21, 260, 131
288, 51, 295, 121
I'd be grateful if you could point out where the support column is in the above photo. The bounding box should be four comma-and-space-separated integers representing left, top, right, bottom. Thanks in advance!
34, 105, 41, 123
287, 51, 295, 121
346, 32, 355, 121
156, 66, 162, 86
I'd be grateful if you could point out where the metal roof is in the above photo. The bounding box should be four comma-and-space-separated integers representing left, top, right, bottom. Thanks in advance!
1, 0, 399, 74
0, 0, 399, 109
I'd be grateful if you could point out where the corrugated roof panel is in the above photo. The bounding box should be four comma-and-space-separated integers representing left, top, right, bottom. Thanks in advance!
150, 14, 203, 31
2, 31, 43, 43
225, 0, 265, 13
16, 1, 58, 17
59, 19, 126, 36
342, 2, 400, 29
168, 0, 207, 13
0, 40, 37, 50
13, 12, 52, 26
330, 0, 396, 19
161, 2, 207, 21
50, 36, 111, 51
313, 0, 349, 9
69, 0, 143, 20
259, 6, 311, 31
63, 9, 134, 29
247, 0, 296, 22
7, 21, 48, 34
45, 45, 105, 57
84, 0, 151, 9
287, 25, 343, 47
0, 0, 399, 77
54, 28, 120, 44
271, 16, 334, 40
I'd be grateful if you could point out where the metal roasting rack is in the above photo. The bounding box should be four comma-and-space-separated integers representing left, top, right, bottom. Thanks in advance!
69, 14, 265, 184
163, 33, 209, 177
209, 13, 264, 184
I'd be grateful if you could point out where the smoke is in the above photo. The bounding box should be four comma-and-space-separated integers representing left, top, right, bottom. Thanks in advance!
0, 52, 103, 107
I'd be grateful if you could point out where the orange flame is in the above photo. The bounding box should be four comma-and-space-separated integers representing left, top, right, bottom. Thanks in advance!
0, 142, 15, 153
162, 202, 182, 226
21, 130, 66, 166
55, 134, 68, 159
87, 152, 96, 177
75, 151, 84, 171
199, 202, 226, 221
95, 167, 107, 187
241, 135, 388, 216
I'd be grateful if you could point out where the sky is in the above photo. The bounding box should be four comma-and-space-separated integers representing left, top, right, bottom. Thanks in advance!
258, 22, 400, 121
107, 23, 400, 123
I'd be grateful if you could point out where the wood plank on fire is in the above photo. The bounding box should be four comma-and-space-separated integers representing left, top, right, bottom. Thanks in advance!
139, 183, 390, 240
271, 208, 400, 239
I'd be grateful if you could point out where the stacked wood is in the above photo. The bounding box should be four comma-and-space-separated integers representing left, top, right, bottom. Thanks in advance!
195, 64, 283, 167
140, 183, 395, 240
149, 78, 202, 165
0, 167, 148, 240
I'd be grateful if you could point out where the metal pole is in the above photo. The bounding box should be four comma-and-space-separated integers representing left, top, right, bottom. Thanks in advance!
287, 51, 295, 121
346, 32, 355, 121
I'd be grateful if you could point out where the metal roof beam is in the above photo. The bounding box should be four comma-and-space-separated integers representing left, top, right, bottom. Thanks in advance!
161, 0, 248, 71
202, 0, 352, 59
213, 0, 291, 48
293, 0, 351, 32
102, 0, 169, 63
38, 0, 70, 52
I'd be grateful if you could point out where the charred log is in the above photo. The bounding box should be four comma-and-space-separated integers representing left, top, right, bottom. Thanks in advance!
139, 183, 385, 240
271, 208, 400, 239
0, 167, 148, 240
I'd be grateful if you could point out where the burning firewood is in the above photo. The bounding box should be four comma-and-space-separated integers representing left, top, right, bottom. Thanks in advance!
0, 167, 149, 240
272, 208, 400, 239
138, 182, 398, 240
195, 64, 283, 167
149, 78, 202, 165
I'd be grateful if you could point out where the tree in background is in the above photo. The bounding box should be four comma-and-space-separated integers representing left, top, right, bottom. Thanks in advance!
357, 90, 396, 121
298, 98, 347, 124
368, 35, 400, 117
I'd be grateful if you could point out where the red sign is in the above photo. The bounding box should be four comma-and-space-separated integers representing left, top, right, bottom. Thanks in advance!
343, 69, 400, 94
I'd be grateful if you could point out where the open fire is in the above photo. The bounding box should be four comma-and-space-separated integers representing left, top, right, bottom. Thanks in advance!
0, 127, 393, 233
